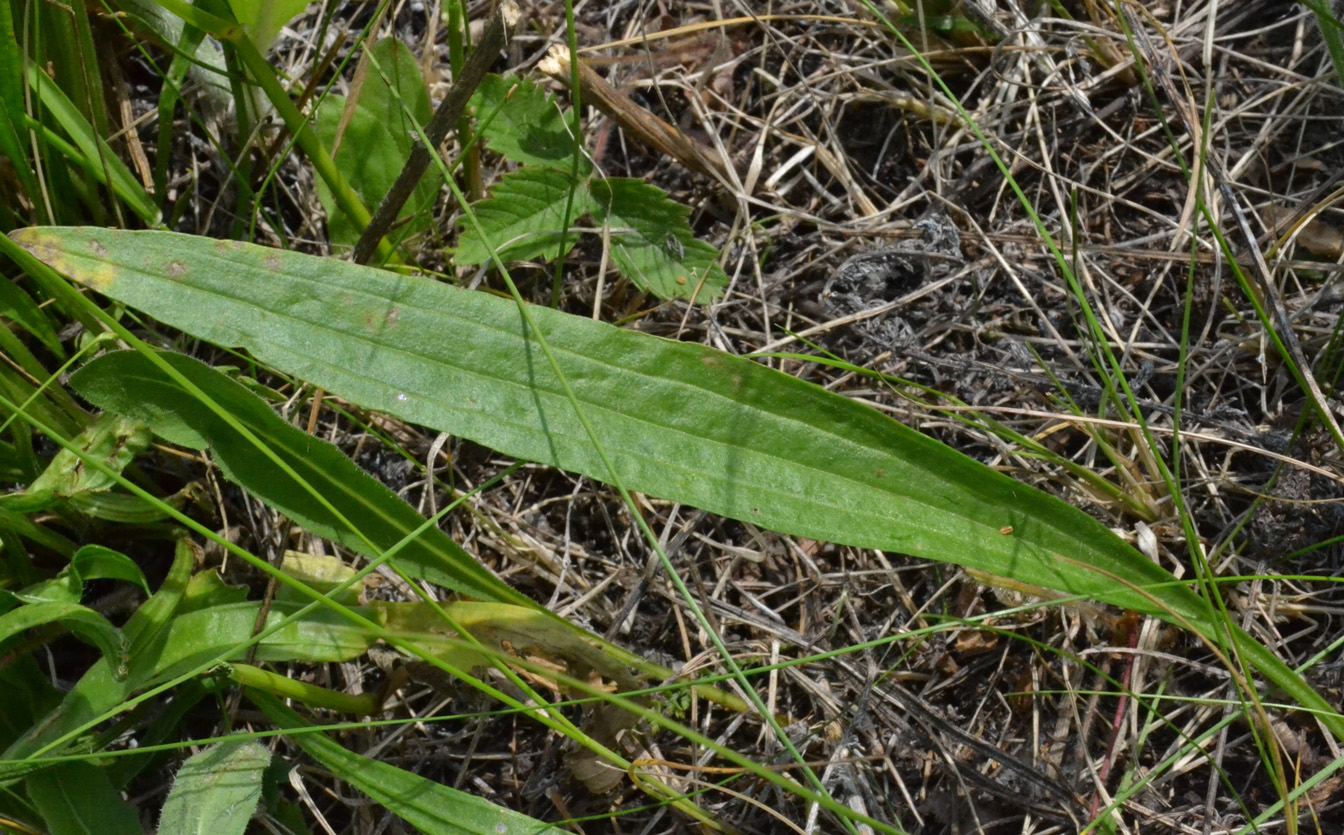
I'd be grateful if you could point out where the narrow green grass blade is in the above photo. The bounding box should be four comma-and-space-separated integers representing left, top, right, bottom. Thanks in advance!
252, 691, 566, 835
0, 0, 41, 218
24, 65, 160, 226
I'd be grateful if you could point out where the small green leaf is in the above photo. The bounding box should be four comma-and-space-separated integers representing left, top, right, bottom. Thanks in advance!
315, 38, 439, 252
277, 551, 361, 606
179, 570, 251, 613
69, 545, 151, 596
159, 740, 270, 835
454, 166, 595, 265
253, 691, 567, 835
228, 0, 308, 52
590, 177, 728, 301
471, 74, 588, 173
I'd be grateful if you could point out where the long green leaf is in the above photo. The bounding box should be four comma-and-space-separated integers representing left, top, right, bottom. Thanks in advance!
11, 226, 1344, 743
5, 227, 1190, 613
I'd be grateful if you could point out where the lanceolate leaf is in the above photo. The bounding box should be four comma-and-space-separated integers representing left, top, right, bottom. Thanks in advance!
1, 228, 1223, 617
11, 227, 1344, 742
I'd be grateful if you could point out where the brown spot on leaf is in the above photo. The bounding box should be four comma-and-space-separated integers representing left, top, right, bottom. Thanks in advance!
264, 252, 283, 272
166, 260, 187, 278
89, 239, 107, 257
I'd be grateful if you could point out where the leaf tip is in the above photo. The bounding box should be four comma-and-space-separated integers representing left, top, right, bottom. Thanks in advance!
9, 226, 62, 265
9, 228, 119, 292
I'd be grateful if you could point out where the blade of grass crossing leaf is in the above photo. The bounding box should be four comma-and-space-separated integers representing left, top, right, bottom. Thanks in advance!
158, 740, 270, 835
446, 142, 846, 823
253, 692, 568, 835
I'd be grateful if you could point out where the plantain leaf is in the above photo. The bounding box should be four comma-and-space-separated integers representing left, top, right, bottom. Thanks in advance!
8, 227, 1186, 615
11, 226, 1344, 744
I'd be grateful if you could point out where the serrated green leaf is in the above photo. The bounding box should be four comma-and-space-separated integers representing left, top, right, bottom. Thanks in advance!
471, 74, 587, 173
590, 177, 728, 301
253, 692, 566, 835
315, 38, 438, 252
159, 740, 270, 835
454, 166, 594, 265
68, 350, 534, 608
